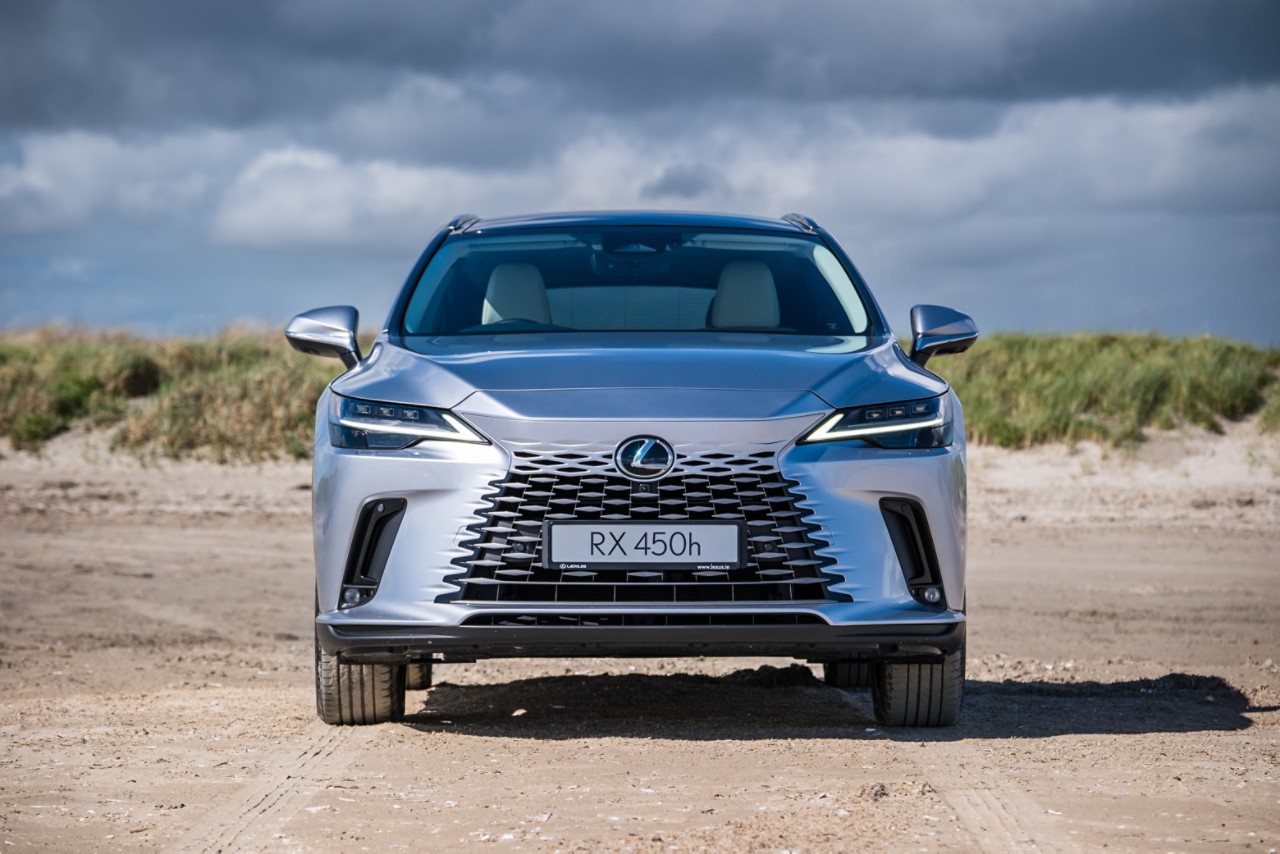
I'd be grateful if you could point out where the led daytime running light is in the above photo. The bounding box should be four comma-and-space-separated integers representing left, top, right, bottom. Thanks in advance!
330, 394, 485, 447
801, 394, 951, 447
807, 412, 945, 442
336, 412, 481, 442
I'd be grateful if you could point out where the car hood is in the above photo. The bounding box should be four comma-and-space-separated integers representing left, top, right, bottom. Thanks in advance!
330, 332, 947, 421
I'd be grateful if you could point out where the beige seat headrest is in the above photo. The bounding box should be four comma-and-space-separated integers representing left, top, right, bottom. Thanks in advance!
483, 263, 551, 326
711, 261, 779, 329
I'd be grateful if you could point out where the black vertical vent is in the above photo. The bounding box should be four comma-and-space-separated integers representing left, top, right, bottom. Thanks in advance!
879, 497, 945, 606
342, 498, 407, 601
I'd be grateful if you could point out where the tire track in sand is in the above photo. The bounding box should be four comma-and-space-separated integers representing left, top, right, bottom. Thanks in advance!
834, 689, 1078, 852
179, 725, 363, 852
928, 760, 1076, 854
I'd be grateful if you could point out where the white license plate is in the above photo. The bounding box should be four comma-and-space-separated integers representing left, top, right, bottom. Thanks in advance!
544, 522, 743, 571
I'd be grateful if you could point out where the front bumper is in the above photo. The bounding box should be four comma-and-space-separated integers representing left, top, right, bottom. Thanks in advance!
317, 615, 965, 664
311, 390, 969, 659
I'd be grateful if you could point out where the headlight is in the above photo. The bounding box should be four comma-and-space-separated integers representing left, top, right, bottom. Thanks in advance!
329, 394, 485, 449
801, 394, 953, 449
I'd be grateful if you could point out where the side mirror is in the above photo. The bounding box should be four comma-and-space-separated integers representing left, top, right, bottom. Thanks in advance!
909, 304, 978, 368
285, 305, 362, 369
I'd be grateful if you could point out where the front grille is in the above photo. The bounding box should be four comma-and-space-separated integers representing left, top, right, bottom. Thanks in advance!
440, 445, 844, 604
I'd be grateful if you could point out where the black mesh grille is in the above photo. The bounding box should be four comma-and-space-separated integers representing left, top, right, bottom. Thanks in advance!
441, 446, 844, 604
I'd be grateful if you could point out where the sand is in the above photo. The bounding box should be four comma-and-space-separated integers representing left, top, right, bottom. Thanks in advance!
0, 424, 1277, 851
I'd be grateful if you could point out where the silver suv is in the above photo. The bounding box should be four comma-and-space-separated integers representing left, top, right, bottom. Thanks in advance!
287, 211, 978, 727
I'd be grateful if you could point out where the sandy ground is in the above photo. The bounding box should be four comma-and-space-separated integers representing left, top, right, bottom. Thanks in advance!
0, 425, 1278, 852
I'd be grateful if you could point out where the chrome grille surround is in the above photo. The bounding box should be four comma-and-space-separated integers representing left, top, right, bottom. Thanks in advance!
440, 443, 845, 605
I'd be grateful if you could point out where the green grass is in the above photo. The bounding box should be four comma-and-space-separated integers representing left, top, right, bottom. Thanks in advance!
934, 332, 1280, 448
0, 328, 1276, 460
0, 328, 338, 461
1259, 391, 1280, 433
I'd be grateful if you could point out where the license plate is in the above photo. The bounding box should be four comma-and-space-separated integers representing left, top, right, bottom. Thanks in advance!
543, 522, 744, 571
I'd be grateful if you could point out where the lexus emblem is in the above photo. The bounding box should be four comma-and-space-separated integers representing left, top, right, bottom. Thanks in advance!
614, 436, 675, 481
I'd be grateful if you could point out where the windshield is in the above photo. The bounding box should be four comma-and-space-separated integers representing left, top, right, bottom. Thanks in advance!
400, 227, 871, 336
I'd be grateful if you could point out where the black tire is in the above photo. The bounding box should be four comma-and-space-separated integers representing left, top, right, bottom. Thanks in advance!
823, 660, 873, 689
871, 646, 965, 727
406, 661, 433, 692
314, 629, 405, 725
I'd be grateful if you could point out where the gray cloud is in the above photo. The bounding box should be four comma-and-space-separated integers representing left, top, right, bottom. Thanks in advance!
0, 0, 492, 131
314, 74, 576, 169
1, 1, 1278, 344
642, 163, 731, 200
3, 0, 1277, 138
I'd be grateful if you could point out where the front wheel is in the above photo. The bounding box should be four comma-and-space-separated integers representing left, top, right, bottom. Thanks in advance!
315, 629, 406, 725
871, 646, 964, 727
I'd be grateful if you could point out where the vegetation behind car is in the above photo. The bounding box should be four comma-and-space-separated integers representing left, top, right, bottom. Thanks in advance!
1, 328, 1277, 460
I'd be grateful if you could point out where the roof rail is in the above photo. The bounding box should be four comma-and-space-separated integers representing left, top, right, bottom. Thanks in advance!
446, 213, 481, 233
781, 213, 819, 233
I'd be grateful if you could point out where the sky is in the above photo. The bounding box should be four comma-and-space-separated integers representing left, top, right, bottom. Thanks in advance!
1, 0, 1278, 344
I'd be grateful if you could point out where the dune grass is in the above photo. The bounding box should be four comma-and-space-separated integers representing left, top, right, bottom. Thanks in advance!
0, 328, 1276, 460
0, 328, 337, 461
936, 332, 1280, 447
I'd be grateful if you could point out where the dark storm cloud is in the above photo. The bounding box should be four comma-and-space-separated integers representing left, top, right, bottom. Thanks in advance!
3, 0, 1278, 137
477, 0, 1280, 104
2, 1, 1278, 345
0, 0, 511, 131
1009, 1, 1280, 99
